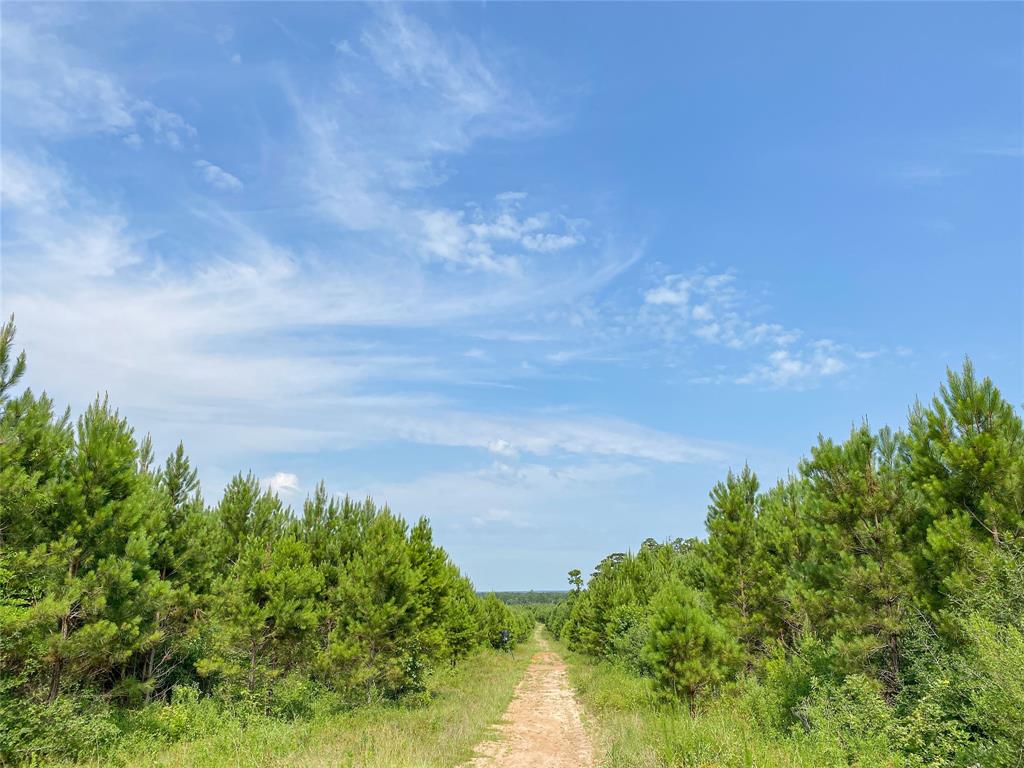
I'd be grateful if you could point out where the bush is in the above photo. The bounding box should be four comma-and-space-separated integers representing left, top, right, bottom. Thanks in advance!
134, 683, 225, 742
269, 673, 321, 720
796, 674, 899, 766
959, 615, 1024, 767
604, 603, 652, 676
749, 634, 835, 733
0, 688, 121, 764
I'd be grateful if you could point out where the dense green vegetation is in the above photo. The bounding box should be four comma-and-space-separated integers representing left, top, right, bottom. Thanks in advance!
488, 590, 567, 606
544, 360, 1023, 767
0, 318, 532, 766
63, 632, 540, 768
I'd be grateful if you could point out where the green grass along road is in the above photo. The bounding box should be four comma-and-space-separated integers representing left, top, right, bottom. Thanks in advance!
55, 628, 919, 768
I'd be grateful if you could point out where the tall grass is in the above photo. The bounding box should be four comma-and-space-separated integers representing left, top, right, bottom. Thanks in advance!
49, 636, 538, 768
553, 634, 901, 768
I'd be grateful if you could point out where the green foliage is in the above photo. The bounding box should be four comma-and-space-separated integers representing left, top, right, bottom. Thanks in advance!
643, 581, 737, 706
549, 358, 1023, 766
0, 318, 524, 765
702, 465, 760, 652
488, 590, 568, 605
796, 674, 897, 764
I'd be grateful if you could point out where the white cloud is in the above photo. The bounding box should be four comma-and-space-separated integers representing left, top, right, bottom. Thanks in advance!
262, 471, 300, 495
736, 342, 848, 388
522, 232, 584, 253
1, 15, 195, 146
332, 39, 356, 57
1, 150, 143, 277
138, 101, 196, 150
214, 25, 234, 45
691, 304, 712, 321
487, 439, 519, 459
396, 412, 726, 464
356, 459, 654, 536
644, 275, 692, 307
639, 269, 861, 388
195, 160, 243, 191
291, 7, 580, 281
360, 6, 508, 118
496, 191, 527, 203
1, 17, 135, 137
0, 151, 68, 213
471, 508, 532, 529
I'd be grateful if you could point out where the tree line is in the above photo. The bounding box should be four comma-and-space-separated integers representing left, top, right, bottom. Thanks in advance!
489, 591, 567, 606
0, 317, 532, 764
544, 360, 1023, 766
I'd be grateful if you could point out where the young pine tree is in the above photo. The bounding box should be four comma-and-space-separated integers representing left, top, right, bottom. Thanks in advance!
322, 507, 418, 701
796, 424, 916, 696
905, 359, 1024, 622
643, 581, 736, 711
43, 397, 169, 703
200, 532, 322, 704
701, 465, 761, 658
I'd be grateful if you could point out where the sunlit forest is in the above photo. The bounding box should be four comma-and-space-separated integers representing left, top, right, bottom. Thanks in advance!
3, 310, 1022, 766
542, 356, 1023, 766
0, 318, 534, 765
1, 4, 1020, 765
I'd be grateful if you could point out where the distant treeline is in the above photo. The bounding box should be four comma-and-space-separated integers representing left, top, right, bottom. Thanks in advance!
0, 317, 533, 765
542, 360, 1023, 767
484, 591, 568, 606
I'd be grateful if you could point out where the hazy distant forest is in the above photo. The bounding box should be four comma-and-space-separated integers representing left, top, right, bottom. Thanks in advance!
1, 306, 1022, 767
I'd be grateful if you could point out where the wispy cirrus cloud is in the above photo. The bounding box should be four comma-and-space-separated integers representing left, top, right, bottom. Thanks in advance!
1, 150, 143, 278
1, 13, 194, 147
1, 2, 885, 521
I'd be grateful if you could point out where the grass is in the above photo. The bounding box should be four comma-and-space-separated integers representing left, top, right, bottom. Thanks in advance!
54, 636, 537, 768
549, 633, 900, 768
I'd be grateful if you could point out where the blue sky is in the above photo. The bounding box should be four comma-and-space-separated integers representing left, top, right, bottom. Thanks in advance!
2, 3, 1021, 589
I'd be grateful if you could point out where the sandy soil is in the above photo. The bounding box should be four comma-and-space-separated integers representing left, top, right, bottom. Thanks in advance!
462, 636, 595, 768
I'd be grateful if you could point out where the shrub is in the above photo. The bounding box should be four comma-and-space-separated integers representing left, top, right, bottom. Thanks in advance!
643, 581, 737, 708
796, 674, 898, 766
605, 603, 652, 676
0, 688, 121, 764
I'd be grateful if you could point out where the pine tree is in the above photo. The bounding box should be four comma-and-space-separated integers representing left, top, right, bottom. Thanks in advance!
906, 359, 1024, 620
701, 465, 761, 656
41, 397, 168, 702
797, 424, 916, 695
323, 506, 418, 701
407, 517, 452, 671
748, 476, 809, 649
200, 532, 322, 703
215, 472, 286, 564
442, 577, 480, 666
643, 581, 736, 710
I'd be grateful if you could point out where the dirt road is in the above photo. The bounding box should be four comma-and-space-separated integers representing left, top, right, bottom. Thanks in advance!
462, 635, 595, 768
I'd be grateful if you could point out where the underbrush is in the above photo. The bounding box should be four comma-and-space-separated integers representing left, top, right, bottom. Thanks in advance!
559, 620, 1023, 768
9, 638, 537, 768
561, 649, 877, 768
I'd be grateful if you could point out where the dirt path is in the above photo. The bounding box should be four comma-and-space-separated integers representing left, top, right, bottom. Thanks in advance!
462, 634, 595, 768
